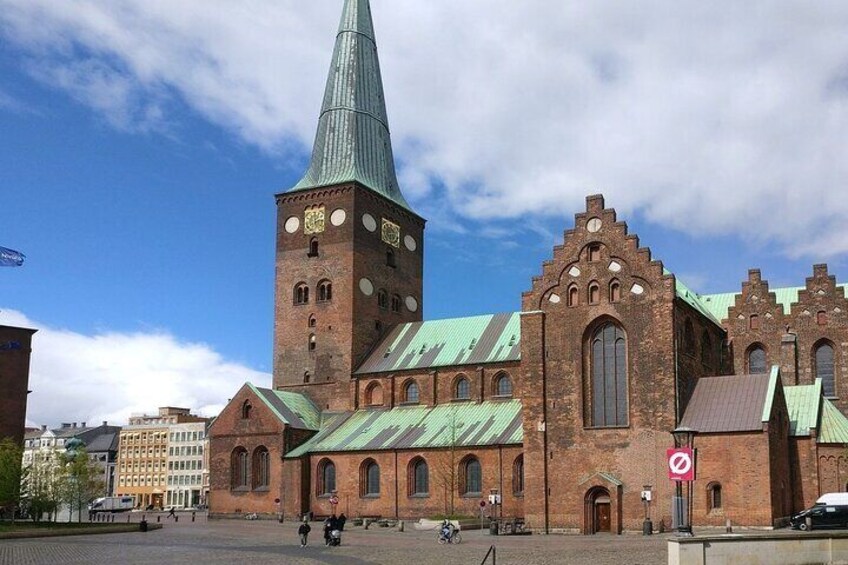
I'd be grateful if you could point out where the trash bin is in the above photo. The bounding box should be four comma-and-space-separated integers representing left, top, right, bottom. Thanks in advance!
642, 519, 653, 535
140, 519, 148, 532
489, 521, 499, 536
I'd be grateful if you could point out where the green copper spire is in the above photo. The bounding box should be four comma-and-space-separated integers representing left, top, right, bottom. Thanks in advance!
290, 0, 411, 211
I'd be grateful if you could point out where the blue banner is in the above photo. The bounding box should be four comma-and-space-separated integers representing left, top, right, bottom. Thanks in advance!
0, 246, 25, 267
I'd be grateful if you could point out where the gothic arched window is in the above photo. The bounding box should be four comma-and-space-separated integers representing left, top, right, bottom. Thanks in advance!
589, 322, 628, 427
294, 283, 309, 305
748, 345, 766, 374
454, 376, 470, 400
404, 381, 420, 404
513, 455, 524, 496
461, 456, 482, 495
409, 457, 429, 496
252, 447, 269, 489
318, 459, 336, 496
815, 341, 836, 397
318, 280, 332, 302
568, 284, 579, 307
588, 281, 600, 305
609, 280, 621, 303
361, 459, 380, 496
231, 447, 248, 489
494, 373, 513, 397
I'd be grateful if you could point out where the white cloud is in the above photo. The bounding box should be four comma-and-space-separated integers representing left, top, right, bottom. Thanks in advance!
1, 0, 848, 256
0, 309, 269, 428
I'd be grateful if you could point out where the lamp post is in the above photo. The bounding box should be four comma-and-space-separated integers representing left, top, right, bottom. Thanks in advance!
642, 484, 653, 535
671, 426, 696, 536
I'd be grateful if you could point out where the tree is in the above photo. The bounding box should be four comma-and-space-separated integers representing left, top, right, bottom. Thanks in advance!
60, 440, 104, 523
0, 438, 25, 522
23, 453, 63, 522
432, 408, 461, 518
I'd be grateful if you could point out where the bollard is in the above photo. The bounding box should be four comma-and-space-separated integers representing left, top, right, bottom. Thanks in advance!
157, 516, 161, 523
127, 515, 131, 523
140, 519, 148, 533
175, 515, 179, 523
364, 519, 370, 530
192, 512, 196, 523
725, 518, 732, 534
398, 521, 404, 532
111, 515, 115, 523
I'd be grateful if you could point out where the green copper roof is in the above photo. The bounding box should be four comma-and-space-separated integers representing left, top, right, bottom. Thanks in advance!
286, 400, 522, 457
672, 274, 722, 326
289, 0, 412, 212
819, 398, 848, 444
248, 383, 321, 430
784, 380, 822, 437
356, 313, 521, 374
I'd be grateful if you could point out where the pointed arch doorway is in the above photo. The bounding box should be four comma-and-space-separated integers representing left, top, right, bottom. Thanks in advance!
585, 486, 612, 534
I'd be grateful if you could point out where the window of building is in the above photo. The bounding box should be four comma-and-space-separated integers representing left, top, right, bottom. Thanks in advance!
308, 237, 319, 257
683, 319, 695, 355
815, 342, 836, 397
455, 376, 470, 400
387, 249, 396, 268
588, 244, 601, 262
568, 284, 579, 307
513, 455, 524, 496
403, 380, 420, 404
391, 294, 402, 313
241, 401, 252, 420
817, 311, 827, 326
589, 322, 628, 427
494, 373, 513, 397
294, 283, 309, 305
361, 460, 380, 496
377, 289, 388, 309
707, 482, 722, 511
253, 447, 270, 489
409, 457, 429, 496
318, 280, 332, 302
749, 314, 759, 330
365, 382, 384, 406
748, 345, 767, 374
309, 314, 317, 328
700, 331, 713, 367
231, 447, 248, 489
461, 456, 482, 496
318, 459, 336, 496
309, 334, 316, 351
588, 282, 600, 305
609, 280, 621, 303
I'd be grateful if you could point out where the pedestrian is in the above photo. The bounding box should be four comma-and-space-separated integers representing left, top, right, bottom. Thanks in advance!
323, 516, 333, 545
167, 507, 176, 519
298, 520, 311, 547
338, 513, 347, 531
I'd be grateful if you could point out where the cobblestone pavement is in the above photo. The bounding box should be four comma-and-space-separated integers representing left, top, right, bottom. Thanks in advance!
0, 515, 668, 565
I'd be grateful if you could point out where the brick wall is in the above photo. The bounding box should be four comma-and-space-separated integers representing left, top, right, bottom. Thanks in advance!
0, 325, 36, 444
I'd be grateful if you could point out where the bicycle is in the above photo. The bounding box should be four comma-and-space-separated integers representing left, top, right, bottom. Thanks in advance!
437, 527, 462, 544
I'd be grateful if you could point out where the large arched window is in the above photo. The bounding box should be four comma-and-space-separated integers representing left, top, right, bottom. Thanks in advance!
461, 456, 482, 496
513, 455, 524, 496
748, 344, 767, 374
365, 382, 384, 406
409, 457, 429, 496
318, 459, 336, 496
454, 376, 470, 400
317, 280, 332, 302
361, 459, 380, 496
815, 341, 836, 397
253, 446, 269, 489
231, 447, 248, 489
589, 322, 628, 427
403, 381, 420, 404
294, 283, 309, 305
494, 373, 513, 397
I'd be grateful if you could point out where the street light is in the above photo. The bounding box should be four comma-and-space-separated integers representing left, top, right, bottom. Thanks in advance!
671, 426, 697, 536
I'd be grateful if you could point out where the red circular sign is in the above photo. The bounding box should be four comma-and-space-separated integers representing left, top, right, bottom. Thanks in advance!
329, 495, 340, 505
479, 500, 486, 508
274, 498, 280, 504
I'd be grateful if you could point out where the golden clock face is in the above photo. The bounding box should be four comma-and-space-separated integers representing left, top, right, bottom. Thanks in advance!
304, 206, 325, 235
381, 219, 400, 247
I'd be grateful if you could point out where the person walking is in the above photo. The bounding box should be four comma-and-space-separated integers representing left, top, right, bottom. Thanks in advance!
167, 507, 176, 520
323, 516, 333, 546
338, 513, 347, 531
298, 520, 311, 547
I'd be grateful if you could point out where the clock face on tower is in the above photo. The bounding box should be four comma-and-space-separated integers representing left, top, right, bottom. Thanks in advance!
304, 206, 326, 235
381, 219, 400, 248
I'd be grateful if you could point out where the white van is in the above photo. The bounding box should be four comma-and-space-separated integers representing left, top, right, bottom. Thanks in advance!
815, 493, 848, 506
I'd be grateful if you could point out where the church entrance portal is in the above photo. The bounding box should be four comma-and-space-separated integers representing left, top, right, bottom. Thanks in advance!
585, 487, 612, 534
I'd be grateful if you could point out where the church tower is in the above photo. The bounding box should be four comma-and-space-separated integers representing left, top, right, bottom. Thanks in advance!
273, 0, 424, 408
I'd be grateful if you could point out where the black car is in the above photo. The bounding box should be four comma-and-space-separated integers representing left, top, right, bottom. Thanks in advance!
790, 505, 848, 530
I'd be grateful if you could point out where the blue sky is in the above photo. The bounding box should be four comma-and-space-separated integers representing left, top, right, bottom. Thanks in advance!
2, 0, 847, 425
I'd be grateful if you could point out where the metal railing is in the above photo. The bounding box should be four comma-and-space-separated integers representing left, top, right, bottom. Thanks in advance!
480, 545, 496, 565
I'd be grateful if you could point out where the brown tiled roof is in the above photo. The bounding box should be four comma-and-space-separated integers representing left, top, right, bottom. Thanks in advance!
679, 373, 773, 433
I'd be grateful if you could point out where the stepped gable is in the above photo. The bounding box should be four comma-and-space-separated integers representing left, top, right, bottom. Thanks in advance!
788, 264, 848, 331
522, 194, 673, 312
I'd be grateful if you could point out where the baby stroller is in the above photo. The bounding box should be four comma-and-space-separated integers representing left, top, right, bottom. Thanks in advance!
329, 529, 342, 546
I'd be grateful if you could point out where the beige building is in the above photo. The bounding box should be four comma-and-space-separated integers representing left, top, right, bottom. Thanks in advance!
116, 407, 206, 509
166, 421, 207, 509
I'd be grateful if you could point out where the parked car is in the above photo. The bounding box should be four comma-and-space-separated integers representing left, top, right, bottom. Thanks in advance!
790, 505, 848, 530
89, 496, 135, 513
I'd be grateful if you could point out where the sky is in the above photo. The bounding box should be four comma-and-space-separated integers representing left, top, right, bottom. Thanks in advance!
1, 0, 848, 427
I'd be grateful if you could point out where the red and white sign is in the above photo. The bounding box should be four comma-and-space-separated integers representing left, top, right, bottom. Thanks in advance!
667, 448, 695, 481
479, 500, 487, 508
329, 495, 340, 505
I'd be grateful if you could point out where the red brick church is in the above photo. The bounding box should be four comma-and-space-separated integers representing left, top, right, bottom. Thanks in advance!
208, 0, 848, 533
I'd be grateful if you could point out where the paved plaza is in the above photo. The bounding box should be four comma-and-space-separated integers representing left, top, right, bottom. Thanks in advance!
0, 514, 668, 565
